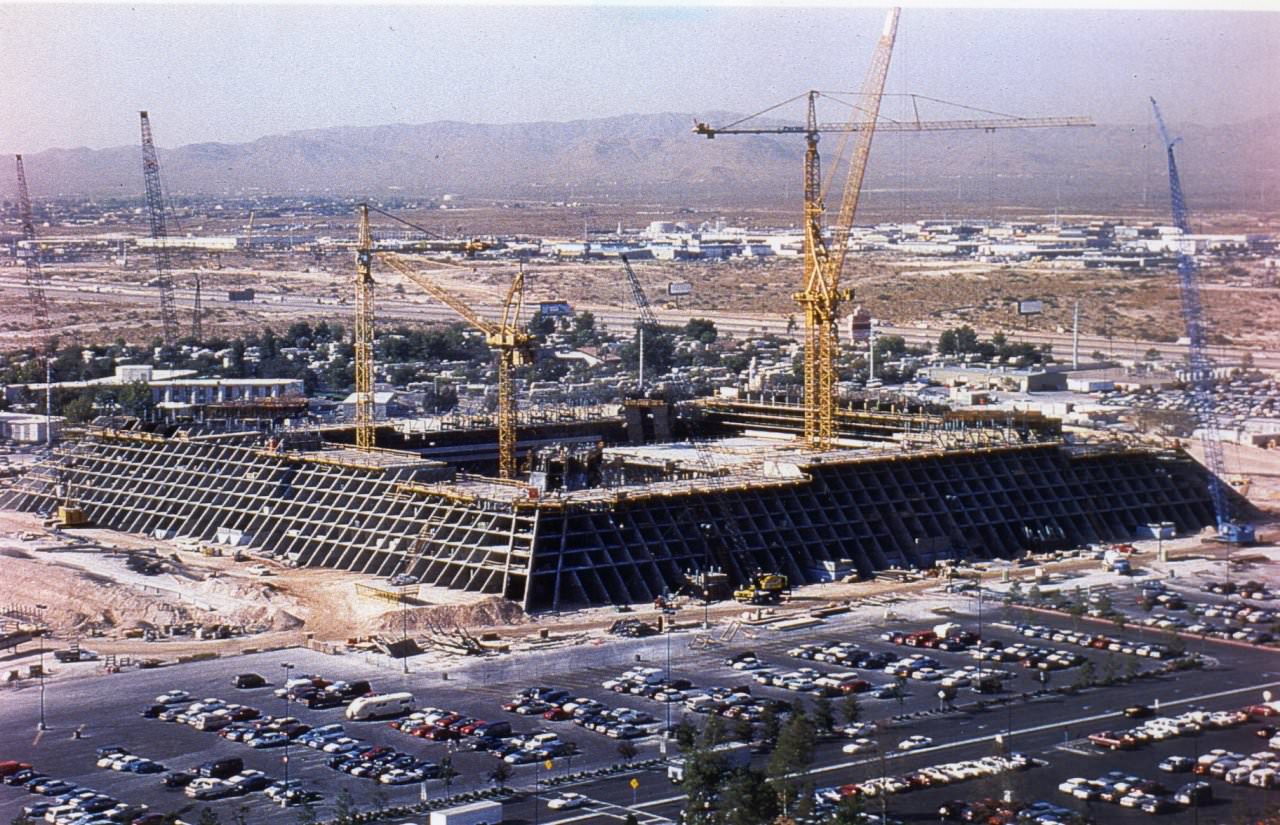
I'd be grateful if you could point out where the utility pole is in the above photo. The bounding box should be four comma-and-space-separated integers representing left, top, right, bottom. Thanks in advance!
1072, 300, 1080, 369
35, 603, 48, 731
280, 661, 294, 803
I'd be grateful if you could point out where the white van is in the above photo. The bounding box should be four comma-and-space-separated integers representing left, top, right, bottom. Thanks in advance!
522, 732, 561, 751
345, 692, 414, 721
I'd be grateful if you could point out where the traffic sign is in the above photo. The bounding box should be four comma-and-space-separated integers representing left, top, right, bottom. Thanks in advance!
630, 777, 640, 790
544, 759, 554, 771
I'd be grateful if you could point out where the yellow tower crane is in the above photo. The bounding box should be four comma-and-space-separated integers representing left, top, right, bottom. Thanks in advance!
695, 7, 1093, 450
355, 205, 376, 450
354, 203, 533, 477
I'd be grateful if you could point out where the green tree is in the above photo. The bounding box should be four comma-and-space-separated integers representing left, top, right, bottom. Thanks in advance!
116, 379, 155, 418
759, 704, 781, 747
617, 739, 639, 762
286, 321, 313, 346
439, 754, 458, 794
196, 809, 221, 825
294, 800, 318, 825
489, 759, 513, 786
62, 393, 96, 423
1125, 656, 1141, 682
674, 715, 699, 749
333, 788, 357, 825
1101, 655, 1120, 685
10, 815, 35, 825
719, 768, 780, 825
572, 311, 597, 346
840, 693, 861, 727
767, 712, 816, 812
684, 318, 718, 344
812, 694, 835, 733
701, 713, 726, 748
827, 793, 866, 824
681, 747, 731, 825
732, 714, 755, 744
1074, 659, 1097, 689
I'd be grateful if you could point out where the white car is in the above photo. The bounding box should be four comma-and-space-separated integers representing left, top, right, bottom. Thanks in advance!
322, 737, 361, 753
898, 735, 933, 751
155, 690, 190, 705
841, 738, 878, 754
547, 792, 587, 810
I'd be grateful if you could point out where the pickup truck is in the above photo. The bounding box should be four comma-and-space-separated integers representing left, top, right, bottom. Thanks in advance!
53, 649, 98, 663
1088, 731, 1137, 751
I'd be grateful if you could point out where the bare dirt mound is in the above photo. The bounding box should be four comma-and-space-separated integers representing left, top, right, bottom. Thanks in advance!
375, 596, 528, 634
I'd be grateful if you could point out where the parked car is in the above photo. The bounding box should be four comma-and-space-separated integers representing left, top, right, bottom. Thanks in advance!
232, 673, 267, 689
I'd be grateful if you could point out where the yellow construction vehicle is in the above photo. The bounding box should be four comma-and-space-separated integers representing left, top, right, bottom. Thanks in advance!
56, 505, 88, 528
734, 573, 789, 605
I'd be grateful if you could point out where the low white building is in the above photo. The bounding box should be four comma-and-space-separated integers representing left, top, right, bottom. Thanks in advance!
0, 412, 64, 443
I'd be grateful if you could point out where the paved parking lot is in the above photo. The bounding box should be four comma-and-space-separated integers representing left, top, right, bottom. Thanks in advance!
2, 593, 1276, 824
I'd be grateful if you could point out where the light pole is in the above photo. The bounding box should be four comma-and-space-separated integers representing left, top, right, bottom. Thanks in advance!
280, 661, 294, 804
35, 603, 48, 732
664, 613, 673, 733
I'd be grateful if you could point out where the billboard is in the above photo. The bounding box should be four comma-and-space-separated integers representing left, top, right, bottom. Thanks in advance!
667, 281, 693, 296
538, 301, 573, 317
1017, 300, 1044, 316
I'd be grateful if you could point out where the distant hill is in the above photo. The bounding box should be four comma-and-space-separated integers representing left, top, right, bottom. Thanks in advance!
18, 111, 1280, 213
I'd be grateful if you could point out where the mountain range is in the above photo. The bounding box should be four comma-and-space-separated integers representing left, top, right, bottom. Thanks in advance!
16, 111, 1280, 213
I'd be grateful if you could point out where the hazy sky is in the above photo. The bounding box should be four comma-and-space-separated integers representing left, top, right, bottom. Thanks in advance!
2, 4, 1277, 155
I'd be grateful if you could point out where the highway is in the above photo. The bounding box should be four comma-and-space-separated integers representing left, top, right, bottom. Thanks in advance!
4, 273, 1276, 372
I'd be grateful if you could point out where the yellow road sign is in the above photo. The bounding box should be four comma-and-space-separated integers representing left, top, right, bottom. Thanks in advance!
629, 777, 640, 790
544, 759, 554, 770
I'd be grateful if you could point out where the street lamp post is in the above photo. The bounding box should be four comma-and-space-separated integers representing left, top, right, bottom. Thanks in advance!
665, 616, 673, 733
280, 661, 294, 804
35, 603, 48, 732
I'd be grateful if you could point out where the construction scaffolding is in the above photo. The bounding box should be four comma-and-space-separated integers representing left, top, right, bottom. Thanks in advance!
0, 425, 1217, 611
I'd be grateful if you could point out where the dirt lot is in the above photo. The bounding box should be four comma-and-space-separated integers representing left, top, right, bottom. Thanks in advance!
2, 204, 1277, 353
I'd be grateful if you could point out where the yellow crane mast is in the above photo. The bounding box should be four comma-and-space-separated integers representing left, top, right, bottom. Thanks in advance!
355, 205, 376, 450
804, 8, 897, 450
377, 255, 531, 480
695, 7, 1093, 450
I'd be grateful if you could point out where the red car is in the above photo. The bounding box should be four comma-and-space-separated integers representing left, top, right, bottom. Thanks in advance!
426, 727, 459, 742
433, 714, 462, 729
457, 720, 485, 736
1247, 704, 1280, 718
840, 679, 872, 694
543, 708, 572, 721
0, 762, 31, 778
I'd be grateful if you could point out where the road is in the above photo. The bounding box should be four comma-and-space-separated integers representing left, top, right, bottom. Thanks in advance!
4, 274, 1277, 371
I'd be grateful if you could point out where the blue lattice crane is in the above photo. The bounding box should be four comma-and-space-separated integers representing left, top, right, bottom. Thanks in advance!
1150, 97, 1253, 545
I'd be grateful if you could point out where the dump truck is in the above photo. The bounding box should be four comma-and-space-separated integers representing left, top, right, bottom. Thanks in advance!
734, 573, 789, 605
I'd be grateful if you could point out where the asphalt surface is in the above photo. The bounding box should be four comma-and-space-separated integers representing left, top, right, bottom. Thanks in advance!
2, 597, 1276, 825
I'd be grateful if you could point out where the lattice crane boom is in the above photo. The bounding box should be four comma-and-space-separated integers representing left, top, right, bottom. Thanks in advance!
694, 115, 1091, 137
139, 111, 180, 347
15, 155, 51, 353
620, 254, 658, 329
620, 254, 659, 391
372, 246, 532, 479
1150, 97, 1250, 544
